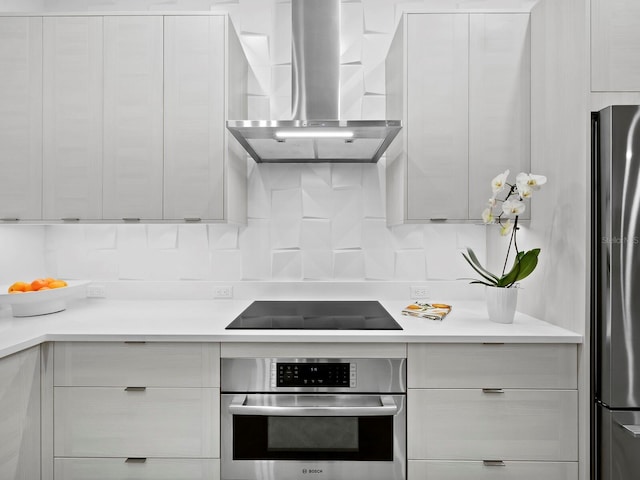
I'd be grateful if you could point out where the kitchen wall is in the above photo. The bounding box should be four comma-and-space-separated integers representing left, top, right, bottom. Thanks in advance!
0, 0, 500, 285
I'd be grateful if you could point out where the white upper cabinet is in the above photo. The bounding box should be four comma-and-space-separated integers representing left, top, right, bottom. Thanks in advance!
163, 16, 225, 221
406, 14, 469, 221
0, 17, 42, 221
386, 12, 531, 224
468, 14, 531, 218
43, 16, 103, 220
102, 16, 164, 220
592, 0, 640, 91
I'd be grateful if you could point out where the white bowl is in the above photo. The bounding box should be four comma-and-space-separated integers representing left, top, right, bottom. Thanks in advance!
0, 280, 90, 317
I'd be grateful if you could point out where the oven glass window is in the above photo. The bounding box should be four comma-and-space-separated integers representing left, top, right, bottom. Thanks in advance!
268, 417, 358, 452
233, 415, 393, 461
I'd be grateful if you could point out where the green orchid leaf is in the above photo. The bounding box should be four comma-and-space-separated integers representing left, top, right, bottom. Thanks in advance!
462, 252, 499, 286
465, 248, 499, 281
497, 248, 540, 287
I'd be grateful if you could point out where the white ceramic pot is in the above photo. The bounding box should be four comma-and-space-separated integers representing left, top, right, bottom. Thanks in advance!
485, 286, 518, 324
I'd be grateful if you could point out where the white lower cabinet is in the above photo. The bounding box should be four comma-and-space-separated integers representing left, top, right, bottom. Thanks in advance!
0, 346, 40, 480
409, 460, 578, 480
54, 458, 219, 480
52, 341, 221, 480
407, 343, 578, 480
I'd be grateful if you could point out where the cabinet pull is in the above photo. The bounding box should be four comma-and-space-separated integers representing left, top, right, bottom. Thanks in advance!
124, 341, 146, 344
61, 217, 80, 222
124, 386, 146, 392
482, 342, 505, 345
1, 218, 19, 222
184, 217, 202, 222
122, 217, 141, 222
429, 217, 448, 221
125, 457, 147, 463
482, 388, 504, 394
483, 460, 505, 467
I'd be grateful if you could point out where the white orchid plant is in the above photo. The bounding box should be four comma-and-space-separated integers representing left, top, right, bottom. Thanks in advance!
462, 170, 547, 288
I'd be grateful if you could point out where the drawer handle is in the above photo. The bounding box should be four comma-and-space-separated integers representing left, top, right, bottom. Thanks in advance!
184, 217, 202, 222
124, 341, 146, 344
125, 457, 147, 464
122, 217, 141, 222
61, 217, 80, 222
1, 218, 19, 221
482, 388, 504, 394
483, 460, 505, 467
124, 387, 146, 392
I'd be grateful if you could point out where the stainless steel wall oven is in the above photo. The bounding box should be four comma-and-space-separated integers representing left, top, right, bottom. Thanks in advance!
221, 357, 406, 480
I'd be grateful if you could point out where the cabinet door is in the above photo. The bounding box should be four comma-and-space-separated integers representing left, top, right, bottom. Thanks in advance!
406, 14, 469, 221
409, 460, 578, 480
43, 16, 103, 220
54, 342, 220, 388
592, 0, 640, 91
468, 14, 530, 220
0, 17, 42, 220
0, 347, 41, 480
408, 389, 578, 461
55, 458, 219, 480
103, 16, 163, 220
164, 16, 225, 221
54, 387, 219, 458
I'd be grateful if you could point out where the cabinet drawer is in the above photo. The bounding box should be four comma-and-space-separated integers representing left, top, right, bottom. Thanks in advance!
54, 342, 219, 387
409, 460, 578, 480
408, 344, 576, 389
407, 389, 577, 461
54, 387, 219, 458
55, 458, 219, 480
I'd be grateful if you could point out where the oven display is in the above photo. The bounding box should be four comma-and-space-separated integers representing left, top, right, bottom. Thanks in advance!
274, 362, 356, 388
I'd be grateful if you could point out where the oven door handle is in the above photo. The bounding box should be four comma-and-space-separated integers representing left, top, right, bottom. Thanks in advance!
228, 394, 399, 416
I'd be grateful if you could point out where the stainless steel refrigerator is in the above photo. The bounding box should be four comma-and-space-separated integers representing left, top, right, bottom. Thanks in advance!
592, 105, 640, 480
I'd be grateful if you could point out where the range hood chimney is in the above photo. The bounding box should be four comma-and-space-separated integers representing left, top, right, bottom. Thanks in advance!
226, 0, 402, 163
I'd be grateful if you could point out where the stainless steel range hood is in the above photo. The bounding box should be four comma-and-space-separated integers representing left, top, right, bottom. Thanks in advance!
226, 0, 402, 163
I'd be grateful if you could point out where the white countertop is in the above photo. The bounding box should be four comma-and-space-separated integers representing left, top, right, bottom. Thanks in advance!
0, 297, 582, 359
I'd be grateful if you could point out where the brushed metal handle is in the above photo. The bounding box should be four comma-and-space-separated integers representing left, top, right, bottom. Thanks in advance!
482, 342, 505, 345
61, 217, 80, 222
124, 341, 146, 344
620, 424, 640, 438
430, 217, 448, 221
229, 394, 398, 416
125, 457, 147, 463
1, 218, 19, 221
122, 217, 141, 222
124, 387, 146, 392
483, 460, 505, 467
184, 217, 202, 222
482, 388, 504, 394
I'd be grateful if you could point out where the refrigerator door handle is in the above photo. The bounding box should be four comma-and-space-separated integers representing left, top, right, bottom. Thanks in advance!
619, 423, 640, 438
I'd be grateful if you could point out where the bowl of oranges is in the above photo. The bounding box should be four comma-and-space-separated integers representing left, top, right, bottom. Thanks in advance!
0, 278, 90, 317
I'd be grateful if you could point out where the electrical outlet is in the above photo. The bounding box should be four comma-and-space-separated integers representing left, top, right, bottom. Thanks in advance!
410, 286, 429, 299
86, 284, 106, 298
214, 286, 233, 299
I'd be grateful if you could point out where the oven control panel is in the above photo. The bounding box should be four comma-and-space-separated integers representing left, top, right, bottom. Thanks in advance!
271, 362, 356, 388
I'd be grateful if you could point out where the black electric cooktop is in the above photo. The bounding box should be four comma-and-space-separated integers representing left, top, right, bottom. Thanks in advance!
225, 300, 402, 330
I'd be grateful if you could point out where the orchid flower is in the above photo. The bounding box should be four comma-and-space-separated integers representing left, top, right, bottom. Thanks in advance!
502, 199, 526, 216
482, 207, 494, 224
491, 169, 510, 195
499, 218, 513, 237
516, 172, 547, 191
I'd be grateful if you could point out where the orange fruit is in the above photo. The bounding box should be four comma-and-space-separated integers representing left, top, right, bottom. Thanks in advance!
31, 278, 50, 291
48, 280, 67, 289
8, 281, 29, 293
38, 286, 51, 291
22, 284, 33, 292
8, 290, 24, 294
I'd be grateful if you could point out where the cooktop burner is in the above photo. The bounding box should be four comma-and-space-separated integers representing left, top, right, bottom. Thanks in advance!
225, 300, 402, 330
